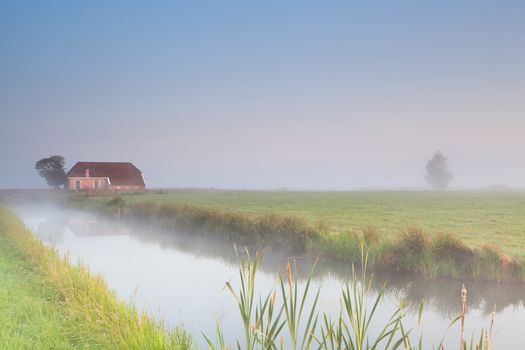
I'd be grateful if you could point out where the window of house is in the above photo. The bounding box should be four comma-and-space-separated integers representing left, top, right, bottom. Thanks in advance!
75, 180, 80, 190
94, 180, 99, 189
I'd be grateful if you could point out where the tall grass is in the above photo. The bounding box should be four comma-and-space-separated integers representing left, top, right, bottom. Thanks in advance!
91, 198, 320, 254
318, 228, 524, 283
320, 253, 407, 350
66, 195, 525, 283
205, 250, 497, 349
0, 207, 192, 349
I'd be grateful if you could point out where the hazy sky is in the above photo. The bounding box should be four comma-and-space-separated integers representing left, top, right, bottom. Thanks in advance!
1, 1, 524, 189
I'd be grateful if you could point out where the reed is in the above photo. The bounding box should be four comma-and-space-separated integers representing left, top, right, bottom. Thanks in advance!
205, 249, 408, 349
321, 251, 407, 350
280, 258, 321, 350
206, 251, 498, 350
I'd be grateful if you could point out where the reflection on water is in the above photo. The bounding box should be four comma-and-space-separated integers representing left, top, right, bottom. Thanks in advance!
67, 218, 129, 238
13, 204, 525, 348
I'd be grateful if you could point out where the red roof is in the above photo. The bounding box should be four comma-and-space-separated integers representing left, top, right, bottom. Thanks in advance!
66, 162, 145, 186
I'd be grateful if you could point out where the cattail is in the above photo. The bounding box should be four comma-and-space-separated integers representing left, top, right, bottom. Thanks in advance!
460, 284, 468, 349
485, 329, 491, 350
489, 304, 496, 336
461, 284, 467, 305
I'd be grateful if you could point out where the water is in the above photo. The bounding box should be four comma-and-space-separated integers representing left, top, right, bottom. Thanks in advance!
13, 204, 525, 348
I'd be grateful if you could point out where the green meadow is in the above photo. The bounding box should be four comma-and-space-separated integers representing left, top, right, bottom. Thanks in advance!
117, 189, 525, 258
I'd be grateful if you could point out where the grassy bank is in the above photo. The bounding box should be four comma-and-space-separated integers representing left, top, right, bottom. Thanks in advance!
109, 189, 525, 258
0, 234, 93, 349
0, 207, 192, 349
68, 194, 525, 283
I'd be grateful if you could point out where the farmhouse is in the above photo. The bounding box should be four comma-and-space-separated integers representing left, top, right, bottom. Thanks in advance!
66, 162, 146, 191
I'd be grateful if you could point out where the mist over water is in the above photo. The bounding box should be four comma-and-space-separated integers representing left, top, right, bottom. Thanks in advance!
12, 203, 525, 348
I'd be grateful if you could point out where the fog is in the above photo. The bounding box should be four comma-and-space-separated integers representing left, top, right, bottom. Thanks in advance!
1, 1, 524, 189
2, 116, 525, 189
11, 202, 525, 348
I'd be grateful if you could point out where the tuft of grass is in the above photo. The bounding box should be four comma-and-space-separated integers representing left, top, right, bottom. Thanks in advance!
394, 227, 433, 273
361, 225, 379, 246
0, 207, 192, 349
432, 233, 473, 277
400, 228, 430, 255
433, 233, 472, 261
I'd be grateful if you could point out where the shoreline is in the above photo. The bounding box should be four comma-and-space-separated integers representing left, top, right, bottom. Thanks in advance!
63, 193, 525, 283
0, 206, 192, 349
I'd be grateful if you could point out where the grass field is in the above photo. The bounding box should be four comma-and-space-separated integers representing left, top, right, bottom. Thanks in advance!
117, 189, 525, 258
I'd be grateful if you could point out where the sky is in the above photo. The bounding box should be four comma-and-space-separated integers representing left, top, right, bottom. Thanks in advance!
1, 0, 524, 189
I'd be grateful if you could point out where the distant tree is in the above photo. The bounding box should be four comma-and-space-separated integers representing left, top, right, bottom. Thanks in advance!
35, 155, 67, 188
425, 151, 453, 190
